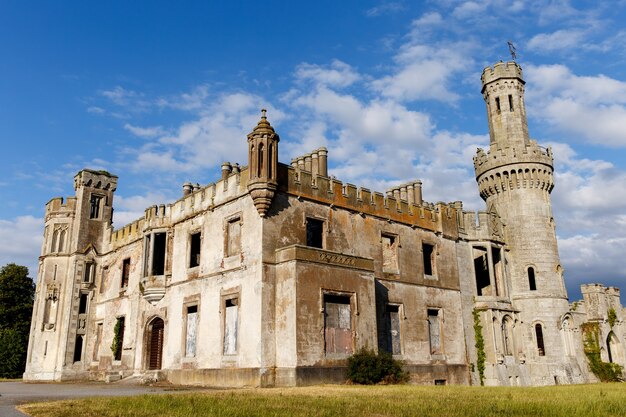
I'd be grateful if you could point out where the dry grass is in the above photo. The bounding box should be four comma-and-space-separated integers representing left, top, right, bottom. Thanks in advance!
19, 383, 626, 417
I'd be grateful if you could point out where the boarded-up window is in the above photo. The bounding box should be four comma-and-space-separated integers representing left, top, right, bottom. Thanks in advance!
93, 323, 103, 361
185, 305, 198, 357
502, 316, 513, 356
306, 218, 324, 248
189, 232, 201, 268
121, 258, 130, 288
388, 305, 402, 355
382, 234, 398, 273
223, 298, 239, 355
226, 218, 241, 257
147, 317, 164, 369
324, 294, 353, 355
428, 309, 441, 354
423, 243, 435, 276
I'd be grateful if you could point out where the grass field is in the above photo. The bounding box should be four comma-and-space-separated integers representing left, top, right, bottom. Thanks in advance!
19, 383, 626, 417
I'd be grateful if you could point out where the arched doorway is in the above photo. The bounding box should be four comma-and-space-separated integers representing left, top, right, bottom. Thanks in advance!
607, 332, 624, 365
146, 317, 164, 370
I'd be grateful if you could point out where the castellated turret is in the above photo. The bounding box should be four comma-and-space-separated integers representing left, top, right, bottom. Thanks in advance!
474, 61, 574, 384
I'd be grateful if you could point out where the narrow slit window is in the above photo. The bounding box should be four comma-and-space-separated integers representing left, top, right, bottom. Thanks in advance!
423, 243, 435, 276
306, 218, 324, 249
535, 323, 545, 356
528, 267, 537, 291
508, 94, 514, 111
189, 232, 201, 268
113, 316, 125, 361
78, 293, 88, 314
73, 335, 83, 362
495, 97, 501, 113
121, 258, 130, 288
83, 262, 94, 283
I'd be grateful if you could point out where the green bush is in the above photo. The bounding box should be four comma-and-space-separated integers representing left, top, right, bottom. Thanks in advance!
0, 328, 28, 378
347, 348, 409, 384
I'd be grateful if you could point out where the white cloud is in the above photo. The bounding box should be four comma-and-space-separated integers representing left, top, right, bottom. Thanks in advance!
527, 29, 586, 52
365, 1, 406, 17
113, 192, 172, 226
295, 60, 361, 88
0, 216, 43, 279
124, 123, 167, 138
526, 64, 626, 146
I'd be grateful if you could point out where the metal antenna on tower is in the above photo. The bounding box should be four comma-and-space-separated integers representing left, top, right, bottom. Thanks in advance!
507, 41, 517, 61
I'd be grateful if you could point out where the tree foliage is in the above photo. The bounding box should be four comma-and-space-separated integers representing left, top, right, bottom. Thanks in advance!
0, 263, 35, 378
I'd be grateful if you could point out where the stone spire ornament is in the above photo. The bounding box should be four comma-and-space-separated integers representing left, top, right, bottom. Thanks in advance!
247, 109, 279, 216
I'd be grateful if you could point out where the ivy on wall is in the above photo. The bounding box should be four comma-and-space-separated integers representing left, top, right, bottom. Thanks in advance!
111, 318, 123, 360
581, 322, 623, 382
473, 309, 486, 386
608, 308, 617, 329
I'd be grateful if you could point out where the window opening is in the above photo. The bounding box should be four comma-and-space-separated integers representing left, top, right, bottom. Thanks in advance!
386, 304, 402, 355
492, 247, 503, 296
189, 232, 201, 268
508, 94, 514, 111
152, 232, 166, 275
381, 234, 398, 273
502, 317, 512, 355
306, 218, 324, 248
324, 294, 353, 355
83, 262, 94, 283
185, 305, 198, 357
78, 293, 88, 315
223, 298, 239, 355
528, 267, 537, 291
535, 323, 545, 356
495, 97, 501, 113
121, 258, 130, 288
423, 243, 435, 276
473, 246, 490, 295
57, 229, 66, 252
434, 379, 446, 385
73, 335, 83, 362
93, 323, 103, 361
89, 194, 103, 219
428, 309, 441, 355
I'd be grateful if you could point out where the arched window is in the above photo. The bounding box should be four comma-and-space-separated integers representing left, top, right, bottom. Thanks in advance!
535, 323, 545, 356
51, 229, 59, 253
57, 229, 66, 253
528, 267, 536, 291
561, 317, 574, 356
502, 316, 513, 356
258, 143, 264, 177
268, 143, 273, 178
607, 332, 623, 364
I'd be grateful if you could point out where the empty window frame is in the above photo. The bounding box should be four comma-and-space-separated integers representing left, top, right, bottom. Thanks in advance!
495, 97, 501, 113
535, 323, 545, 356
93, 323, 103, 361
144, 232, 167, 276
386, 304, 402, 355
73, 335, 84, 362
185, 305, 198, 358
223, 297, 239, 355
381, 233, 398, 273
113, 316, 125, 361
528, 267, 537, 291
83, 262, 95, 283
226, 217, 242, 257
473, 246, 490, 295
189, 232, 201, 268
78, 293, 88, 315
306, 217, 324, 249
89, 194, 103, 219
422, 243, 435, 277
324, 294, 353, 355
121, 258, 130, 288
508, 94, 514, 112
427, 309, 442, 355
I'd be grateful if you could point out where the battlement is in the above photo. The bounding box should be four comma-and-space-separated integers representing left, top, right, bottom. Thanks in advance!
474, 141, 552, 173
73, 169, 118, 191
280, 164, 459, 239
481, 61, 524, 89
290, 147, 328, 177
45, 196, 77, 214
457, 210, 505, 243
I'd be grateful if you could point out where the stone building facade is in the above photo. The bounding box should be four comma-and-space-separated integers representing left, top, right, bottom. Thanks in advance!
24, 61, 625, 386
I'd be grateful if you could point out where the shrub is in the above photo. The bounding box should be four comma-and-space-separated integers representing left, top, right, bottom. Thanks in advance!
581, 322, 624, 382
347, 348, 409, 384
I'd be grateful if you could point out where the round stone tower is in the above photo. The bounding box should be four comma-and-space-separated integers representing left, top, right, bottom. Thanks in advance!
474, 61, 575, 384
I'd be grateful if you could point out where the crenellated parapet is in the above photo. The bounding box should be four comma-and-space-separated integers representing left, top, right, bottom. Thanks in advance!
45, 197, 77, 221
279, 164, 459, 239
386, 180, 423, 206
474, 142, 554, 200
481, 61, 524, 92
73, 169, 118, 192
457, 209, 505, 243
290, 147, 328, 178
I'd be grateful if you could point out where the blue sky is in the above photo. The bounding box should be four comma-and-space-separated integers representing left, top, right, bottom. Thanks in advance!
1, 1, 626, 300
